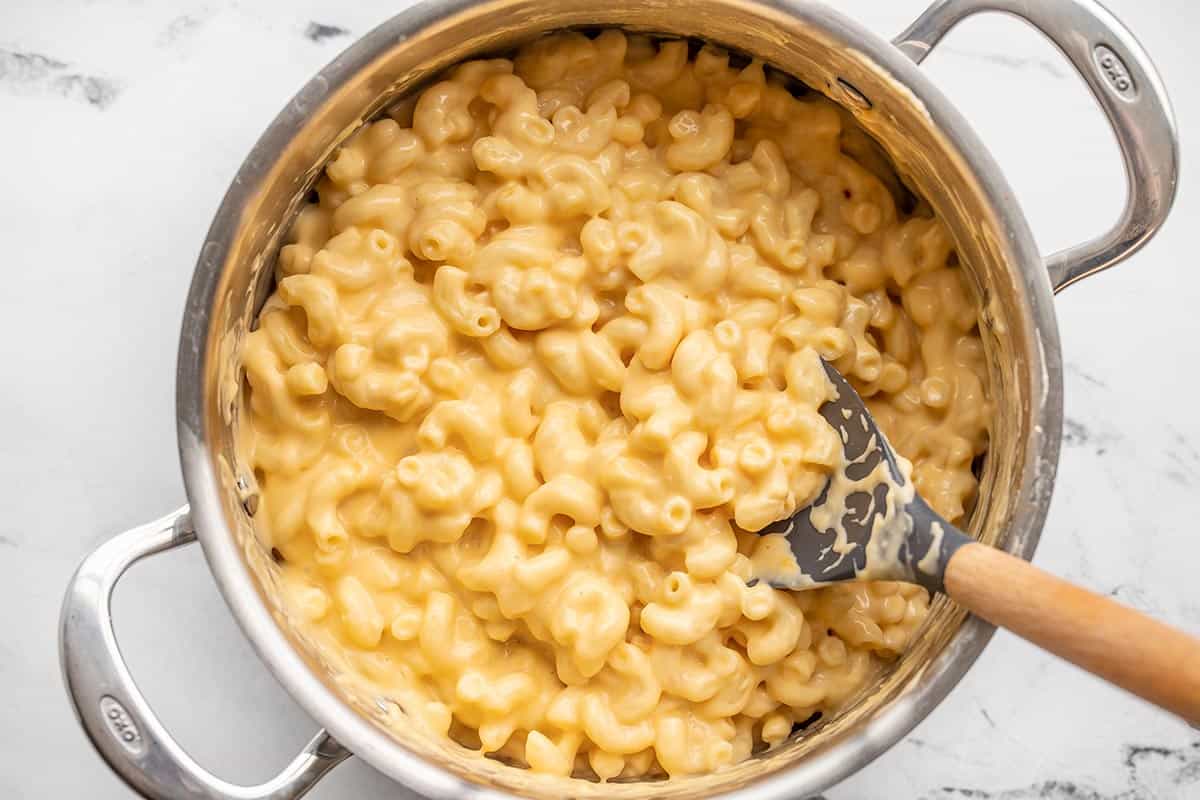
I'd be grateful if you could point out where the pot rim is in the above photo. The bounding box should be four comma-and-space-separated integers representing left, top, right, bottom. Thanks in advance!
176, 1, 1062, 797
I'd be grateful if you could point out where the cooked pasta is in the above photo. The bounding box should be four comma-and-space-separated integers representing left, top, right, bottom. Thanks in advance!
240, 29, 990, 781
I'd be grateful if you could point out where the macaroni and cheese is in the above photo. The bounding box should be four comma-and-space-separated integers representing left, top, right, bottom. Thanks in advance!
240, 30, 991, 780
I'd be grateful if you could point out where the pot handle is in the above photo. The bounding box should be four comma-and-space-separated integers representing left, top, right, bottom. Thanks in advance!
894, 0, 1179, 292
60, 507, 350, 799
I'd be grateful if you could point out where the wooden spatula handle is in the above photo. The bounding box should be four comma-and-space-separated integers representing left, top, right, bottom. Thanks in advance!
944, 542, 1200, 724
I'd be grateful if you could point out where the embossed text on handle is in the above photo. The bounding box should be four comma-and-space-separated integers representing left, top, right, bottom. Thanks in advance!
1092, 44, 1138, 100
99, 696, 145, 756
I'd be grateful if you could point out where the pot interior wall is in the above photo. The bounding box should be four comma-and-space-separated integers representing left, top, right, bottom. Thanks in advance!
195, 1, 1046, 796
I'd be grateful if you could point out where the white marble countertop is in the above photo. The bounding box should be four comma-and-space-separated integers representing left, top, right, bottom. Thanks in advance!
2, 0, 1198, 797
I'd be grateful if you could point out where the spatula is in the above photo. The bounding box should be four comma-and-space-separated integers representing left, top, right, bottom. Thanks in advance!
751, 360, 1200, 724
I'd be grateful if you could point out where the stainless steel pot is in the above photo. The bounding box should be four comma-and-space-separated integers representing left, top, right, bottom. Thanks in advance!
60, 1, 1178, 798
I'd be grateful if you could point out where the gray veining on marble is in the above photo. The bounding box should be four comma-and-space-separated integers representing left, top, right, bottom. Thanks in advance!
1, 1, 1198, 798
0, 46, 121, 108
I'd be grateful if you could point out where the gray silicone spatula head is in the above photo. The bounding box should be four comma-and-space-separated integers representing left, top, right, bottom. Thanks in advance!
750, 360, 972, 593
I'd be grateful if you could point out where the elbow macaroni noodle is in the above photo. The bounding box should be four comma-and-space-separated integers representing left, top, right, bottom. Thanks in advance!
241, 30, 991, 780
